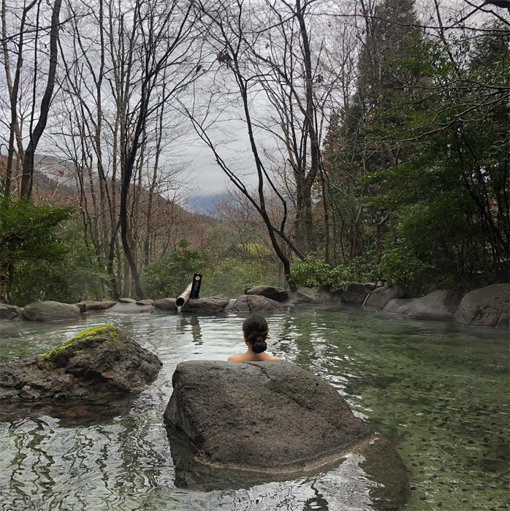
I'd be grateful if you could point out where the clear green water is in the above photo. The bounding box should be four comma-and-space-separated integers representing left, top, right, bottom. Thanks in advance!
0, 307, 508, 511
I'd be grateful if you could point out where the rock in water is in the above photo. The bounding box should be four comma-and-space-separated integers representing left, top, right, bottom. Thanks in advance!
365, 285, 406, 309
23, 300, 81, 321
154, 297, 177, 311
229, 294, 285, 311
0, 303, 22, 320
245, 285, 289, 302
384, 290, 461, 320
164, 360, 409, 509
288, 286, 342, 305
454, 283, 509, 327
341, 282, 376, 305
108, 301, 154, 314
183, 295, 231, 313
74, 300, 117, 312
0, 325, 162, 405
165, 360, 369, 470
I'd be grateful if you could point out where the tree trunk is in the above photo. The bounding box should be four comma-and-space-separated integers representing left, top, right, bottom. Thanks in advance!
20, 0, 62, 199
1, 0, 35, 199
296, 0, 320, 253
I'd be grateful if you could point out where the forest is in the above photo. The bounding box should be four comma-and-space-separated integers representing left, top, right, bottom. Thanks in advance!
0, 0, 508, 305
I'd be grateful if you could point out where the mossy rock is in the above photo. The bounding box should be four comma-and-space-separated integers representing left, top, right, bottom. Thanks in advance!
0, 325, 162, 408
42, 324, 121, 367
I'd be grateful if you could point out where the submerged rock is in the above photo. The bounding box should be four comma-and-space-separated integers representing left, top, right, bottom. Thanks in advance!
454, 283, 509, 327
164, 360, 408, 509
0, 325, 162, 406
23, 301, 81, 321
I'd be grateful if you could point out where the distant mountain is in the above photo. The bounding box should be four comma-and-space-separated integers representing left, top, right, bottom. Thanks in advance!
0, 154, 78, 205
0, 154, 220, 250
188, 193, 229, 215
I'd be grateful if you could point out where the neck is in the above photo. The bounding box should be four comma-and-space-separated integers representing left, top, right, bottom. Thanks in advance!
245, 345, 264, 357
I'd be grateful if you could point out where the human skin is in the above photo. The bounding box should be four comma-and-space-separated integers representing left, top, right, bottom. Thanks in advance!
227, 339, 281, 362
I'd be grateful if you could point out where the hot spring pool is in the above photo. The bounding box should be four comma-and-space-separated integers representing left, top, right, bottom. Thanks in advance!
0, 307, 507, 510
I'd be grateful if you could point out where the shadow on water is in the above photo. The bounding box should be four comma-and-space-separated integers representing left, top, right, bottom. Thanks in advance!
0, 394, 137, 427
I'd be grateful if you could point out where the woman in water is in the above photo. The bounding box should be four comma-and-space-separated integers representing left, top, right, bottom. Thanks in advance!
228, 313, 281, 362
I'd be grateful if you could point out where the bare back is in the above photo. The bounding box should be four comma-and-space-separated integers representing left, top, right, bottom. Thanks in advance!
227, 352, 281, 362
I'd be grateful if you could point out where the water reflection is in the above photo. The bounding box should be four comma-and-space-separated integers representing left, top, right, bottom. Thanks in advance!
176, 315, 203, 346
302, 480, 329, 511
0, 396, 136, 426
3, 411, 176, 511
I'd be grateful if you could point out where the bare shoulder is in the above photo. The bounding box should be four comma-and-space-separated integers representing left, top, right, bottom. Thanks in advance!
265, 353, 282, 361
227, 353, 244, 362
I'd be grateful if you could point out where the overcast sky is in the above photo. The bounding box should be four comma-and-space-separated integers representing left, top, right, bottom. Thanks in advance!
3, 0, 498, 202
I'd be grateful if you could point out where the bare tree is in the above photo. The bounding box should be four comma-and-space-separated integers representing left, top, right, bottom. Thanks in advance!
110, 0, 199, 298
1, 0, 33, 199
20, 0, 63, 199
52, 0, 201, 298
188, 1, 307, 281
189, 0, 346, 282
1, 0, 64, 200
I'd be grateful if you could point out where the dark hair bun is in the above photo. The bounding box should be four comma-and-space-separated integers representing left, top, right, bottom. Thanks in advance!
252, 336, 267, 353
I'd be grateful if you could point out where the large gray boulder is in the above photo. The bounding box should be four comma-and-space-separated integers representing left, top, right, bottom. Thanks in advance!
108, 301, 154, 314
165, 361, 409, 509
341, 282, 376, 305
383, 298, 408, 314
0, 325, 162, 405
365, 285, 406, 309
245, 285, 289, 302
23, 301, 81, 321
183, 295, 230, 313
154, 298, 177, 311
229, 294, 285, 312
0, 303, 22, 320
288, 286, 342, 305
454, 283, 509, 327
384, 290, 461, 320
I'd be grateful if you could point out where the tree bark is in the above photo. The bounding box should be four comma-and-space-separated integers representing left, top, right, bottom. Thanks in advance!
20, 0, 62, 199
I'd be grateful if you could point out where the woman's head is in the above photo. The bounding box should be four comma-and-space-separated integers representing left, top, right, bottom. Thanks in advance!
242, 314, 268, 353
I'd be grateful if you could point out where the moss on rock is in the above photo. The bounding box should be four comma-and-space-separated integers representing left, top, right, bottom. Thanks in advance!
42, 324, 122, 365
